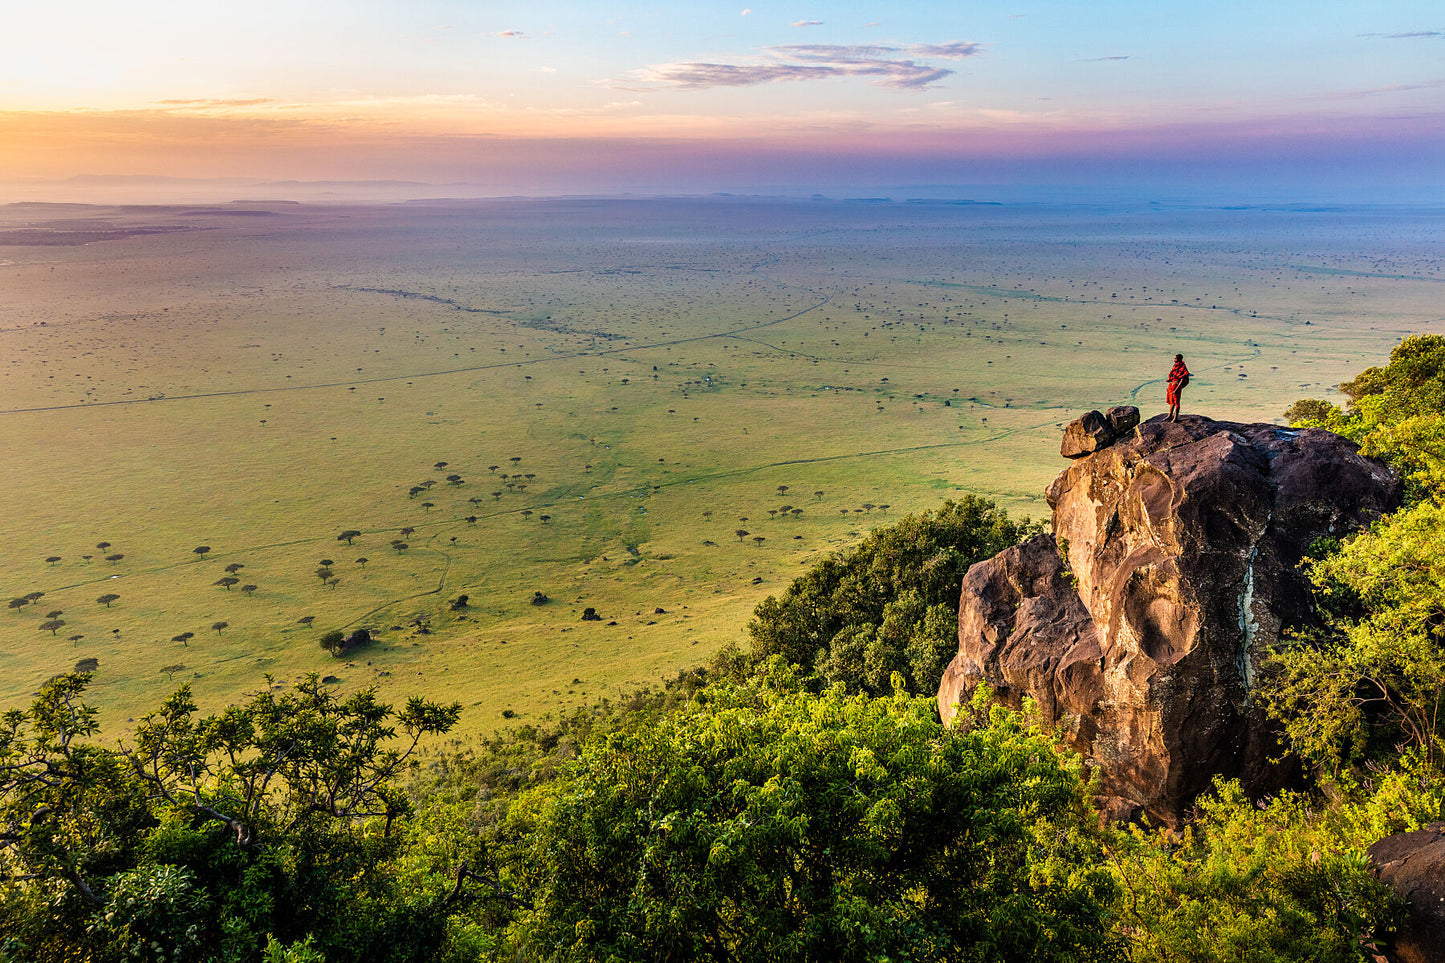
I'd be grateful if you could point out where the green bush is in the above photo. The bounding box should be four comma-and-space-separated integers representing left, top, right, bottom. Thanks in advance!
749, 495, 1037, 694
1108, 780, 1400, 963
500, 666, 1124, 963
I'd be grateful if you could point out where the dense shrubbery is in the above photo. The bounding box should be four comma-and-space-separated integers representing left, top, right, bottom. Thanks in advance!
1109, 781, 1399, 963
500, 668, 1123, 963
748, 495, 1037, 696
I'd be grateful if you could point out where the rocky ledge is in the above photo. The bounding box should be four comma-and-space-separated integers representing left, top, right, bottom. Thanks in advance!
938, 413, 1400, 824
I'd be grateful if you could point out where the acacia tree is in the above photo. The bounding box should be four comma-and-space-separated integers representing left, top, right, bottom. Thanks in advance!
127, 675, 460, 845
0, 674, 150, 911
96, 594, 120, 608
0, 673, 464, 961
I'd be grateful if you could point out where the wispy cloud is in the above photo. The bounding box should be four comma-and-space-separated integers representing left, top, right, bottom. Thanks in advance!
740, 8, 751, 15
495, 30, 525, 38
155, 98, 274, 108
1081, 56, 1129, 62
791, 20, 824, 28
1302, 77, 1445, 101
634, 41, 982, 91
1360, 30, 1443, 39
904, 42, 984, 58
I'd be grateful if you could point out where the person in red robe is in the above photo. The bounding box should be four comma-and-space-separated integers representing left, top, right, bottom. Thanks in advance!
1166, 354, 1190, 421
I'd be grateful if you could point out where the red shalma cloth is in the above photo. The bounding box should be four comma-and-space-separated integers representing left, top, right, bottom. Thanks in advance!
1166, 360, 1190, 405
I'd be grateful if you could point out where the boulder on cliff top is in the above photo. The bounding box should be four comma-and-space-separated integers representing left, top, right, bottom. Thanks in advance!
940, 414, 1401, 824
1105, 405, 1139, 434
1061, 410, 1115, 458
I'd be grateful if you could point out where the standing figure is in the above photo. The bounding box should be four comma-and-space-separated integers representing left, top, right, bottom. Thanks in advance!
1166, 354, 1190, 422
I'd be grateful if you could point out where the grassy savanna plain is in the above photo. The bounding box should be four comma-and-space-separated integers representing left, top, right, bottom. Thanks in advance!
1, 197, 1441, 737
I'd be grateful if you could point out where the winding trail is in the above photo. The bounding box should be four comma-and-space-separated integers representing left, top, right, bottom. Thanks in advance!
1128, 344, 1264, 403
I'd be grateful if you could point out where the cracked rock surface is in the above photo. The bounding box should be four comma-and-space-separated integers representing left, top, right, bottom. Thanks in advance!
938, 413, 1401, 824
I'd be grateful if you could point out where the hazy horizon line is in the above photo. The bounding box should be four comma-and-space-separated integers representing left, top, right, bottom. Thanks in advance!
6, 174, 1444, 210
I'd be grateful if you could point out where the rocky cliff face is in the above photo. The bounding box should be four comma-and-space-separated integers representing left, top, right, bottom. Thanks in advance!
938, 413, 1400, 824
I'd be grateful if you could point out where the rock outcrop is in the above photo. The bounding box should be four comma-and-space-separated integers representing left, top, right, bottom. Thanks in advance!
1060, 406, 1142, 459
1061, 410, 1116, 458
939, 414, 1400, 824
1368, 825, 1445, 963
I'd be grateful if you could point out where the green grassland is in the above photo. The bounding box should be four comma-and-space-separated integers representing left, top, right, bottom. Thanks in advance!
1, 197, 1440, 736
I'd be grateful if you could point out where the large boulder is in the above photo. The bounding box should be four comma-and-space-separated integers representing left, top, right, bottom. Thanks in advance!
939, 414, 1400, 824
1060, 410, 1115, 458
1368, 825, 1445, 963
1105, 405, 1140, 434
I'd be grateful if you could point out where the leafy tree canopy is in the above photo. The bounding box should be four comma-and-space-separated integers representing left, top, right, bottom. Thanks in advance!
0, 673, 461, 963
1269, 333, 1445, 777
502, 666, 1123, 963
1289, 333, 1445, 494
748, 495, 1037, 695
1107, 779, 1399, 963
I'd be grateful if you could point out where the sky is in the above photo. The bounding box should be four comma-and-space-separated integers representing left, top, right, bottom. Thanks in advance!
2, 0, 1442, 201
